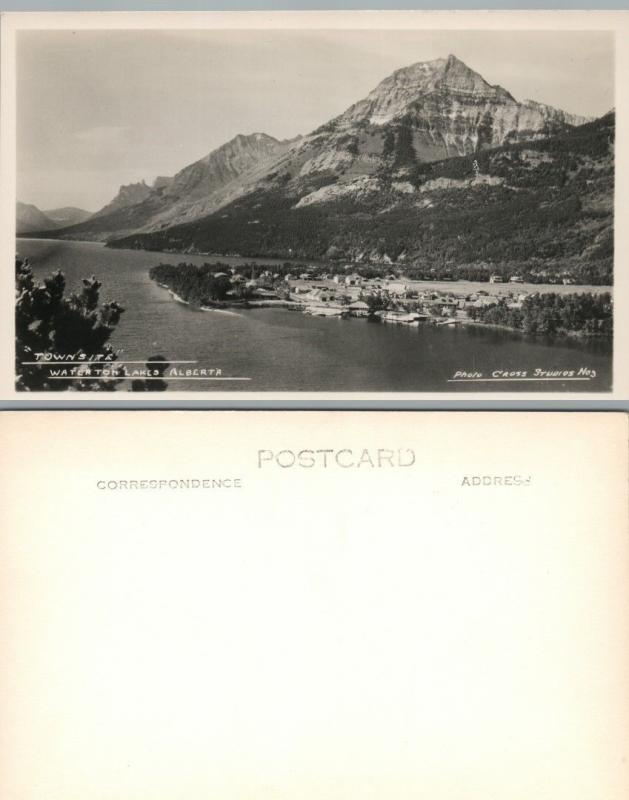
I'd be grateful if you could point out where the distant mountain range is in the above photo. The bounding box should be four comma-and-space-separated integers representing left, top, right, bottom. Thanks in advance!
23, 132, 297, 243
16, 202, 91, 234
21, 54, 612, 275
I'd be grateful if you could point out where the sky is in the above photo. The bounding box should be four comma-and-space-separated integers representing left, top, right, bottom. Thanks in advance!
17, 28, 614, 212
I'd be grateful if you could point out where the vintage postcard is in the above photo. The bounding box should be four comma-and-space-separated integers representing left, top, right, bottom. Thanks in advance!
1, 411, 628, 798
1, 11, 628, 399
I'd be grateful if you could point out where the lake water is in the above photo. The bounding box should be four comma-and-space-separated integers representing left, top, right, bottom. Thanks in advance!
17, 238, 613, 392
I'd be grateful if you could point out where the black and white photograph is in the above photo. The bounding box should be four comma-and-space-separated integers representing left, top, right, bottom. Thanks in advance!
5, 12, 623, 395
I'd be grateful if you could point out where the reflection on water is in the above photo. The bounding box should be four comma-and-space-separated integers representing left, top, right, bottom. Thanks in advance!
17, 238, 612, 392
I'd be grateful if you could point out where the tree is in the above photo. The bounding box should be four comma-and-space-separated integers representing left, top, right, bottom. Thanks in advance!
15, 256, 124, 391
148, 264, 234, 305
208, 274, 232, 302
382, 129, 395, 158
231, 281, 255, 301
365, 292, 389, 315
393, 124, 416, 169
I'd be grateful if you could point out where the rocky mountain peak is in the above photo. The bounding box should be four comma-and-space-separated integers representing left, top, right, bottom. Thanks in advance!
385, 54, 477, 88
92, 180, 154, 218
382, 53, 516, 102
169, 132, 289, 198
152, 176, 174, 190
338, 54, 517, 128
198, 132, 281, 164
439, 54, 515, 100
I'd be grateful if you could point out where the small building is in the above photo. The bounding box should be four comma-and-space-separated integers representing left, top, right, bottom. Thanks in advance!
302, 288, 338, 303
489, 274, 503, 284
509, 276, 523, 283
472, 296, 499, 308
349, 300, 370, 317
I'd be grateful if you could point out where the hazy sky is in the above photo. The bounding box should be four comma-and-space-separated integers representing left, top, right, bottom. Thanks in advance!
17, 29, 613, 211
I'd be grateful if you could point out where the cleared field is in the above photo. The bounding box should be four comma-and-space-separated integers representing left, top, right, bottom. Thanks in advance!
388, 279, 613, 297
290, 278, 612, 298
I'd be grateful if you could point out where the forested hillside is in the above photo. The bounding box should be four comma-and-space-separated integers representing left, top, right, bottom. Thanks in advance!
110, 113, 614, 283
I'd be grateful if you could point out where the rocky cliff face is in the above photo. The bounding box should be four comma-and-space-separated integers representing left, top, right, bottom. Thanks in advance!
92, 181, 154, 218
163, 133, 289, 202
340, 55, 517, 127
338, 55, 585, 133
289, 54, 590, 173
142, 132, 296, 230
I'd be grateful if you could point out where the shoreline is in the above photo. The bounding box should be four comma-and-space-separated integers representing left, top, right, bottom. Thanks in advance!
20, 237, 613, 295
156, 283, 304, 312
458, 318, 612, 340
155, 284, 611, 341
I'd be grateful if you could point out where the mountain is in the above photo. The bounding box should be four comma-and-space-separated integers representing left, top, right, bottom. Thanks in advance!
332, 54, 587, 157
228, 54, 589, 191
106, 53, 593, 257
140, 131, 301, 232
16, 202, 57, 234
40, 133, 297, 242
43, 206, 92, 226
92, 181, 155, 218
17, 202, 92, 234
111, 111, 614, 283
32, 54, 600, 264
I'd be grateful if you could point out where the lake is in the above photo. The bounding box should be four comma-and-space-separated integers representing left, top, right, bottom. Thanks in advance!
17, 238, 613, 392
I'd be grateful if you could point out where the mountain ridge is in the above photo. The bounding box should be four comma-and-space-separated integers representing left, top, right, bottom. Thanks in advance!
43, 206, 92, 227
16, 202, 57, 234
109, 112, 613, 283
33, 132, 297, 241
16, 201, 92, 234
24, 54, 599, 254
